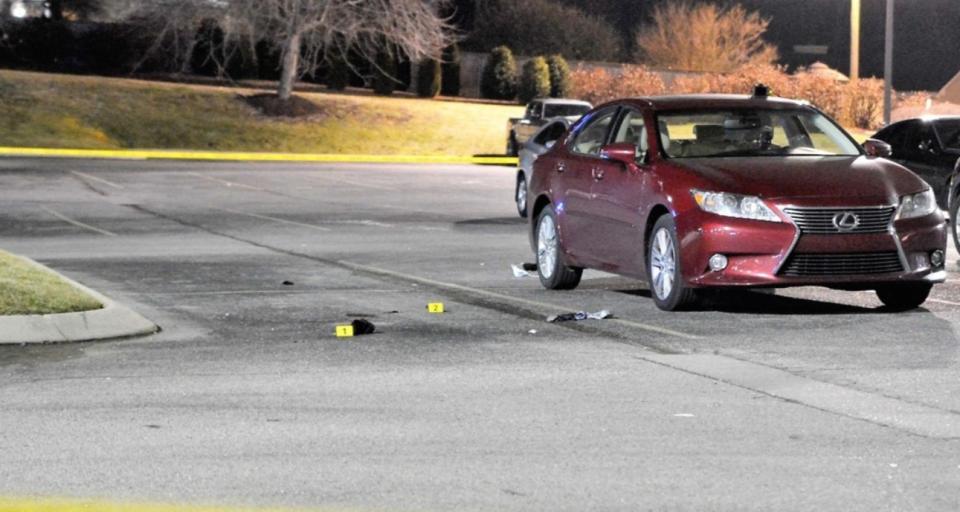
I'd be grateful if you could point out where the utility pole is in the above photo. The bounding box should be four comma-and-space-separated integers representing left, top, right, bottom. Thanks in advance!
883, 0, 895, 125
850, 0, 861, 81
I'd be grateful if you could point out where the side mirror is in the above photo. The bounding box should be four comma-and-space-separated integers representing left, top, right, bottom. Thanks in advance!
863, 139, 892, 158
600, 143, 641, 168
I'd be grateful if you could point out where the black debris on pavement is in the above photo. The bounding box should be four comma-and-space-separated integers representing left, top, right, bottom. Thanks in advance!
351, 319, 376, 335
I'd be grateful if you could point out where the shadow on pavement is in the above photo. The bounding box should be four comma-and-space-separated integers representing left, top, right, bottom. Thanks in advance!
614, 287, 886, 315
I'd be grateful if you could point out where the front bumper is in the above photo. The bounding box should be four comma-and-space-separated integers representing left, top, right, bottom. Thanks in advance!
678, 208, 947, 289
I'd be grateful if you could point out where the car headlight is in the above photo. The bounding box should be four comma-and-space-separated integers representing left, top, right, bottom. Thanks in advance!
691, 190, 781, 222
897, 189, 937, 220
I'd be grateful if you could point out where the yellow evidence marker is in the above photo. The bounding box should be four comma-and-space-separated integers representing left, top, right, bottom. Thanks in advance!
427, 302, 445, 314
335, 324, 355, 337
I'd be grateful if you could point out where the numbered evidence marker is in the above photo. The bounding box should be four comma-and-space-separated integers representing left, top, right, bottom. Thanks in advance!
335, 324, 355, 338
427, 302, 445, 314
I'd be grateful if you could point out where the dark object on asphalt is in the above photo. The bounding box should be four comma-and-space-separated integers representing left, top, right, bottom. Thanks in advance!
547, 310, 612, 323
282, 280, 294, 286
350, 319, 376, 335
528, 93, 946, 311
872, 117, 960, 209
521, 262, 538, 271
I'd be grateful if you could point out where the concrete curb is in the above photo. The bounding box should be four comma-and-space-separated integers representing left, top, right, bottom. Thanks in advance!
0, 146, 519, 166
0, 255, 159, 345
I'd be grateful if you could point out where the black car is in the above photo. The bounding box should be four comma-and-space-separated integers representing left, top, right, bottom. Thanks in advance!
872, 117, 960, 209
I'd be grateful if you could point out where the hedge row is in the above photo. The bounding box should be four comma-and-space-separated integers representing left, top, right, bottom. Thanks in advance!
480, 46, 572, 103
571, 64, 891, 130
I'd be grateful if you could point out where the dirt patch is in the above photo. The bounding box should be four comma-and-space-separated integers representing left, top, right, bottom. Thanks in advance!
241, 93, 327, 118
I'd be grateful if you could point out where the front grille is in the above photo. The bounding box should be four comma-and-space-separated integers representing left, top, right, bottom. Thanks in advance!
783, 206, 896, 234
780, 252, 903, 276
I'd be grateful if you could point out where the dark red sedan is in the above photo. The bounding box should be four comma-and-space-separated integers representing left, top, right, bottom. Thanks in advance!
527, 92, 947, 311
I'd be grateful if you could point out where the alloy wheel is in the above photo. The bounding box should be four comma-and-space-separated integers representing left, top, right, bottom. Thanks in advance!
537, 214, 558, 280
650, 227, 676, 300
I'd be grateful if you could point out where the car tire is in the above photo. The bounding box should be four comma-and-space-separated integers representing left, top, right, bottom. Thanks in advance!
535, 205, 582, 290
950, 193, 960, 255
507, 133, 518, 156
875, 283, 932, 311
647, 215, 699, 311
515, 173, 528, 218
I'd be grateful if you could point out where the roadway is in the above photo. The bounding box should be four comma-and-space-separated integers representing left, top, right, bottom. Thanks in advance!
0, 158, 958, 510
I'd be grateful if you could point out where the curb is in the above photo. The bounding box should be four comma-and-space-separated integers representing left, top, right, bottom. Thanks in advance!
0, 147, 519, 166
0, 255, 159, 345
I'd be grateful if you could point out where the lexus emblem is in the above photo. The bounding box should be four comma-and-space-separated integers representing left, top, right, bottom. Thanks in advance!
832, 212, 860, 232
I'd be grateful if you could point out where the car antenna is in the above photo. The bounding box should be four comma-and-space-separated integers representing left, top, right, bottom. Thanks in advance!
753, 83, 770, 98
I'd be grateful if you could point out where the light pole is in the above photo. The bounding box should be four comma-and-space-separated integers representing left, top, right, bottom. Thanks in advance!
850, 0, 860, 81
883, 0, 895, 125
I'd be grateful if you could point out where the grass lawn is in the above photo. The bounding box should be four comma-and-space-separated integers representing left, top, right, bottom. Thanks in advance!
0, 250, 102, 315
0, 70, 524, 156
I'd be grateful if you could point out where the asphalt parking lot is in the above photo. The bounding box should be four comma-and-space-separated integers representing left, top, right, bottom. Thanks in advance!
1, 158, 959, 510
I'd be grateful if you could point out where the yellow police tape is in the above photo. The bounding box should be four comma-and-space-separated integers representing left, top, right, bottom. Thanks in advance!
0, 147, 518, 166
0, 497, 342, 512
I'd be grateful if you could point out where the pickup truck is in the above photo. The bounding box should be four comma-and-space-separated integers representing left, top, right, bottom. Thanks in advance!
506, 98, 592, 155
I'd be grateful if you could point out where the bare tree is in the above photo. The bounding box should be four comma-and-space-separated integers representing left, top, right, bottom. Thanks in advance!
124, 0, 453, 101
230, 0, 453, 100
635, 1, 778, 73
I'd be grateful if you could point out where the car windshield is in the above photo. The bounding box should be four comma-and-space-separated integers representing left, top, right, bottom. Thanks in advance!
657, 108, 861, 158
934, 119, 960, 151
544, 104, 590, 118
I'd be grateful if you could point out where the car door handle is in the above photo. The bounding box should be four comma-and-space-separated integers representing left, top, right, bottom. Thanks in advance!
592, 167, 605, 181
555, 162, 566, 174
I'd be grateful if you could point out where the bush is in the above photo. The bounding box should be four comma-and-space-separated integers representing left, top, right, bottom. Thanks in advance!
372, 47, 398, 96
416, 58, 441, 98
440, 43, 461, 96
469, 0, 623, 62
518, 56, 550, 104
570, 65, 665, 105
636, 2, 778, 73
326, 53, 350, 91
546, 54, 572, 98
480, 45, 518, 100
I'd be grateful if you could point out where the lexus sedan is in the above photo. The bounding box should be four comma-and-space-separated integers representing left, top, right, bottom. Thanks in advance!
515, 117, 572, 217
527, 93, 947, 311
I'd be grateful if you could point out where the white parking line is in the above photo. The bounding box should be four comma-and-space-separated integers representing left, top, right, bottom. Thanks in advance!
40, 206, 117, 237
216, 208, 332, 231
310, 173, 398, 191
187, 172, 263, 191
927, 297, 960, 307
336, 259, 702, 340
70, 170, 124, 189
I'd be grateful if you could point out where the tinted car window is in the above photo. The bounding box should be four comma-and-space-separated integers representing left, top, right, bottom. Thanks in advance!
544, 104, 591, 118
878, 122, 912, 150
900, 122, 935, 161
570, 110, 617, 156
934, 119, 960, 151
533, 122, 567, 146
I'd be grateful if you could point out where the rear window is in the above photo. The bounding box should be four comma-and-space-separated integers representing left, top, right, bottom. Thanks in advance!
544, 104, 591, 118
934, 120, 960, 151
